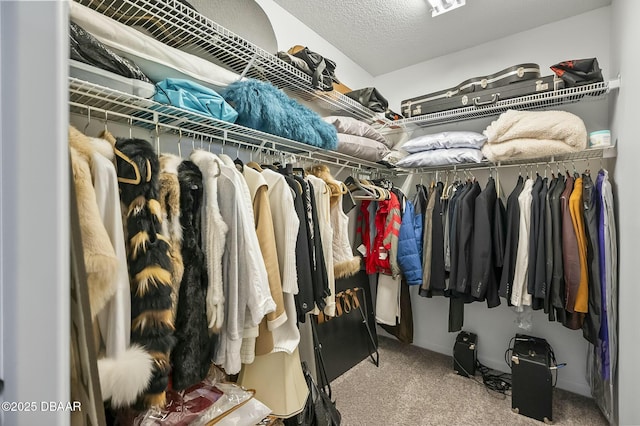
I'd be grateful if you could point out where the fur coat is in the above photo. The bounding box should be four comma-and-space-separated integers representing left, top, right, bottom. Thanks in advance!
69, 126, 154, 410
159, 154, 184, 321
307, 165, 361, 279
69, 128, 119, 319
115, 137, 175, 408
170, 160, 213, 391
190, 150, 228, 331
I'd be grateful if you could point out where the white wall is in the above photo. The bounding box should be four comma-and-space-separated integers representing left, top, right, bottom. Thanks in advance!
1, 1, 70, 425
609, 0, 639, 424
255, 0, 374, 89
373, 7, 613, 398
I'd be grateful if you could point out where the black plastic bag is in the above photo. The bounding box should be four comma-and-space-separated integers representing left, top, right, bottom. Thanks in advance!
70, 21, 151, 83
550, 58, 603, 87
345, 87, 389, 113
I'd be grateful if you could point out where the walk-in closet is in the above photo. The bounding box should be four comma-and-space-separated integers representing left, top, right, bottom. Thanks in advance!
1, 0, 639, 425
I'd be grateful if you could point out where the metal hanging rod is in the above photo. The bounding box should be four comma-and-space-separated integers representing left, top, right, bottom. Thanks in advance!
395, 147, 615, 175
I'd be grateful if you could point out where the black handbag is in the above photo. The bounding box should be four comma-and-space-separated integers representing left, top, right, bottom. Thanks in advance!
285, 319, 341, 426
345, 87, 389, 113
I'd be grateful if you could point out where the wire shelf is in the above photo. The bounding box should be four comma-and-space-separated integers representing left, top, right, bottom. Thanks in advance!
68, 78, 394, 173
396, 146, 617, 175
73, 0, 388, 125
381, 79, 620, 133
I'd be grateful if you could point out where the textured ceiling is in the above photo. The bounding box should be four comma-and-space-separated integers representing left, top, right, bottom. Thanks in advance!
272, 0, 611, 76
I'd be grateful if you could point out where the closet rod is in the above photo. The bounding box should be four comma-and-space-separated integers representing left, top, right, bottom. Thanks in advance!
399, 149, 613, 176
70, 102, 380, 173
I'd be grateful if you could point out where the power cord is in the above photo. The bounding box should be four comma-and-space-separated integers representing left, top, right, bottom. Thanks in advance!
454, 357, 512, 400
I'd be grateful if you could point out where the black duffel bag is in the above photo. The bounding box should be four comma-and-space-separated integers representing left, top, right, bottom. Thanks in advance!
286, 45, 340, 92
344, 87, 389, 113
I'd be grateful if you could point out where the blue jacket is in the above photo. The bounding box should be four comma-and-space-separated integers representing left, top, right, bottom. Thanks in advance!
397, 200, 423, 285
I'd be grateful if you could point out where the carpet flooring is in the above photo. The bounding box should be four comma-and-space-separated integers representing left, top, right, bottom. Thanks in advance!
330, 336, 607, 426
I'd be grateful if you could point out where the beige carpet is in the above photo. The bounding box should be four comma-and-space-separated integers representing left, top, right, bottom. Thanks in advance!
330, 336, 607, 426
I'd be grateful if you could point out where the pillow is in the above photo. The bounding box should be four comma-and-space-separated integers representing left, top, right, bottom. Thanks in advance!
222, 79, 338, 150
395, 148, 483, 168
69, 2, 240, 91
154, 78, 238, 123
324, 116, 391, 148
336, 134, 391, 162
401, 131, 487, 153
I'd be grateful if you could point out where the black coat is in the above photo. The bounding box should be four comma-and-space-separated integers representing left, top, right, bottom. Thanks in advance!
499, 176, 524, 304
115, 138, 175, 407
549, 174, 566, 323
470, 178, 500, 308
171, 161, 213, 391
454, 181, 481, 295
285, 175, 315, 320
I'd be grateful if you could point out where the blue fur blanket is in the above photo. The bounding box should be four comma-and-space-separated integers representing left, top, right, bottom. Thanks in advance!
222, 79, 338, 150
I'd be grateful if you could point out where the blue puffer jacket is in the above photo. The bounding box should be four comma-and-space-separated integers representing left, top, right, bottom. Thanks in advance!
397, 200, 423, 285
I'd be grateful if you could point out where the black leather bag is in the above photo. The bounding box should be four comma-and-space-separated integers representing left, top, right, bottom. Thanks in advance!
284, 360, 341, 426
345, 87, 389, 113
287, 46, 339, 92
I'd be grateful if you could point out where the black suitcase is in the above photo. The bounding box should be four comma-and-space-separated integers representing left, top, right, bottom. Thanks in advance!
402, 71, 564, 117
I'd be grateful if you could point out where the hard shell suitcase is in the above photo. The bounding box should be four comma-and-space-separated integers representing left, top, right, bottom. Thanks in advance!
402, 74, 564, 117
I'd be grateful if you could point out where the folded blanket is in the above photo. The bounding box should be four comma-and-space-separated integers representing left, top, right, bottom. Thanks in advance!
482, 109, 587, 162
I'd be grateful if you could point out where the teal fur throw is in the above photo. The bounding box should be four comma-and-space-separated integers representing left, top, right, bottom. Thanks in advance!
222, 79, 338, 150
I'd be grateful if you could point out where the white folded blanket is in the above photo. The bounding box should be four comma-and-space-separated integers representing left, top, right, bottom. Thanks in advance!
482, 110, 587, 162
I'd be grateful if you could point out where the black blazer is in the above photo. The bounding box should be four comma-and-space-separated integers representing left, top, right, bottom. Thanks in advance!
549, 174, 566, 323
499, 176, 524, 303
289, 175, 319, 319
527, 175, 543, 301
544, 177, 558, 318
534, 177, 549, 302
470, 178, 497, 304
454, 181, 481, 295
430, 182, 446, 294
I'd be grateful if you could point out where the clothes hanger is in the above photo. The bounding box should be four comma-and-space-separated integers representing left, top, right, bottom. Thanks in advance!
344, 175, 379, 200
177, 128, 182, 158
83, 108, 91, 134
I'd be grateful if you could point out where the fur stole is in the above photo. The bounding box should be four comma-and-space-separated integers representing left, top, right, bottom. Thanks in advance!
171, 161, 213, 390
222, 79, 338, 150
190, 150, 228, 331
69, 126, 118, 319
307, 164, 361, 280
115, 137, 175, 409
159, 154, 184, 322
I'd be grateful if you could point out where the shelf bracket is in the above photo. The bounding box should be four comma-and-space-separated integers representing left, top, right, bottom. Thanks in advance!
240, 50, 259, 80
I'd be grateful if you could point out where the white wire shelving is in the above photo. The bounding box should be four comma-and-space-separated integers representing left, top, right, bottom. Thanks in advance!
380, 79, 620, 133
68, 78, 395, 174
395, 146, 617, 175
73, 0, 389, 126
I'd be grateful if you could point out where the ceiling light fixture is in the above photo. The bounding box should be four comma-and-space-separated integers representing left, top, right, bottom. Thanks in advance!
426, 0, 466, 17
